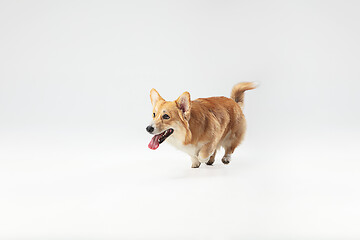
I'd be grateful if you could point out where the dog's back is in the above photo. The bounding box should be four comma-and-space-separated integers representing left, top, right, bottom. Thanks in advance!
188, 97, 244, 146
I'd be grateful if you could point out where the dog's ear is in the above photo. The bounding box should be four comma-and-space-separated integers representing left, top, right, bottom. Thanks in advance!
150, 88, 164, 107
176, 92, 191, 120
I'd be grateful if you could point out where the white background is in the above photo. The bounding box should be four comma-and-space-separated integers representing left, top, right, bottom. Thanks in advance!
1, 1, 359, 239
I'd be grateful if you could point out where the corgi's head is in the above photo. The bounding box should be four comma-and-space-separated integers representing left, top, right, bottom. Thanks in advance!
146, 88, 192, 150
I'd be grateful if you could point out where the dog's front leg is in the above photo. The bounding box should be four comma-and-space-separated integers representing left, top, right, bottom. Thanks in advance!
191, 156, 201, 168
198, 142, 217, 163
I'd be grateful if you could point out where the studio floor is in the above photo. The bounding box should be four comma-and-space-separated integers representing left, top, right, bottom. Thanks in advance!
1, 130, 358, 240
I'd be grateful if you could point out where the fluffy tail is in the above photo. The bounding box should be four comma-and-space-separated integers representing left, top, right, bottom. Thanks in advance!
230, 82, 257, 110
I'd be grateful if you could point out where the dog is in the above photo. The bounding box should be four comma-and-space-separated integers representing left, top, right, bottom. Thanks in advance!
146, 82, 257, 168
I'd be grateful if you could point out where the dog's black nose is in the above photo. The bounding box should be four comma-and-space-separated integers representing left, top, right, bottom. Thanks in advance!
146, 125, 154, 133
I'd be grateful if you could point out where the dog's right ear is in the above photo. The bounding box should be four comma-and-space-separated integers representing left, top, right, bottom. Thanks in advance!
150, 88, 164, 107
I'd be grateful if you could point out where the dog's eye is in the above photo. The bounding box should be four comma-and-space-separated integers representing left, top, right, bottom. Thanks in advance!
153, 113, 155, 118
163, 114, 170, 119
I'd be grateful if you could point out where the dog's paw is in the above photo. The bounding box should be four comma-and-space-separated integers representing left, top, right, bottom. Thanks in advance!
206, 158, 214, 165
191, 162, 201, 168
221, 155, 231, 164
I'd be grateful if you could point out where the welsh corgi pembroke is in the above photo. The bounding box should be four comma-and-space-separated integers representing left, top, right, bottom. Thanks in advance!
146, 82, 257, 168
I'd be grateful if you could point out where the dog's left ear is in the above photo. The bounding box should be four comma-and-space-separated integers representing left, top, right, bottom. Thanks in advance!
176, 92, 191, 120
150, 88, 164, 107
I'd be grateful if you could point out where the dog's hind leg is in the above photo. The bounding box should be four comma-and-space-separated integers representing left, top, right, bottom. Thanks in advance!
206, 150, 216, 165
221, 131, 245, 164
221, 148, 234, 164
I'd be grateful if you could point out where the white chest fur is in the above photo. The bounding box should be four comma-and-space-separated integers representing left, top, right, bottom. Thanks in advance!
166, 133, 200, 157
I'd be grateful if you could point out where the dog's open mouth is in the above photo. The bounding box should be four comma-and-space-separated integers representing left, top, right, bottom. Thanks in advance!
148, 129, 174, 150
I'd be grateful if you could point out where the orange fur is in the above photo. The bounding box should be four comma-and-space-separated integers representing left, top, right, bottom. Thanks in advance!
147, 82, 257, 168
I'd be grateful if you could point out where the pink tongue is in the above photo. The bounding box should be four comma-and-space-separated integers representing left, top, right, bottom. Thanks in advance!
148, 134, 161, 150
